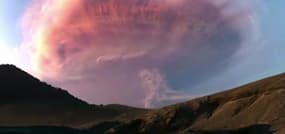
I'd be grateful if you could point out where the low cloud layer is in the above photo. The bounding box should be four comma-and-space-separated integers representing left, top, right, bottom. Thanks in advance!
22, 0, 250, 108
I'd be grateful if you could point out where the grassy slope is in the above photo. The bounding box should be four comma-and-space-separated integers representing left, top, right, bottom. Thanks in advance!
106, 73, 285, 134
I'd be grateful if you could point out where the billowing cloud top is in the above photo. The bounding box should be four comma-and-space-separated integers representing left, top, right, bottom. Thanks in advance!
22, 0, 248, 108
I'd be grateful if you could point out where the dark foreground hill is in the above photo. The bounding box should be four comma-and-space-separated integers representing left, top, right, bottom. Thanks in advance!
0, 124, 272, 134
0, 65, 146, 127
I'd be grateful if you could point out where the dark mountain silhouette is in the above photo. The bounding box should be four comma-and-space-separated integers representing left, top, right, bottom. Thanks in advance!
0, 64, 86, 104
0, 65, 146, 127
0, 64, 285, 134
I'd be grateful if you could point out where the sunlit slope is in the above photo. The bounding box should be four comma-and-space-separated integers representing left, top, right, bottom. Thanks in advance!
107, 72, 285, 134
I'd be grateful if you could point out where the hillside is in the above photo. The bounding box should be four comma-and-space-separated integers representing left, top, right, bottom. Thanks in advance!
1, 64, 285, 134
0, 65, 146, 127
98, 73, 285, 134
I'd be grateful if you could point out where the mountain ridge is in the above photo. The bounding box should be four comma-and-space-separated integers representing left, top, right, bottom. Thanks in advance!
101, 72, 285, 134
0, 64, 285, 134
0, 64, 147, 127
0, 64, 86, 104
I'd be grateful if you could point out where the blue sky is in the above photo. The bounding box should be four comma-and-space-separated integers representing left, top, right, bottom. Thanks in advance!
0, 0, 285, 106
0, 1, 29, 46
191, 0, 285, 94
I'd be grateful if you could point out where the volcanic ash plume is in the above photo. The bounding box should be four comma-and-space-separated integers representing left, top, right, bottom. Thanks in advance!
22, 0, 247, 107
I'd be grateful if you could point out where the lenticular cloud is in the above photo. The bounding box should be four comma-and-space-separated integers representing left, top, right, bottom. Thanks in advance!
22, 0, 247, 107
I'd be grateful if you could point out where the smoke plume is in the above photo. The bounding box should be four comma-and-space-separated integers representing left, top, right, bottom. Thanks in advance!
22, 0, 248, 107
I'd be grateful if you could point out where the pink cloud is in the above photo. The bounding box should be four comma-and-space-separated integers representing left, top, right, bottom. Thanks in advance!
22, 0, 248, 107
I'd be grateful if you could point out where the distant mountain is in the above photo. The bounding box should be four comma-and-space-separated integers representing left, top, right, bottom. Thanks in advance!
99, 73, 285, 134
0, 65, 146, 127
0, 65, 86, 105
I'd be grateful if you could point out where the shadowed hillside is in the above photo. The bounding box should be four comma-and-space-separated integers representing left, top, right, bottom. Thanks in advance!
0, 124, 273, 134
0, 65, 146, 127
0, 65, 86, 105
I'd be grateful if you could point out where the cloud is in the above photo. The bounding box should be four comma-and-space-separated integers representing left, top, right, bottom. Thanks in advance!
22, 0, 248, 107
139, 69, 192, 108
0, 42, 15, 64
0, 41, 30, 70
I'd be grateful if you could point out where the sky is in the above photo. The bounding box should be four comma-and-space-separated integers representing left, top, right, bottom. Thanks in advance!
0, 0, 284, 108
